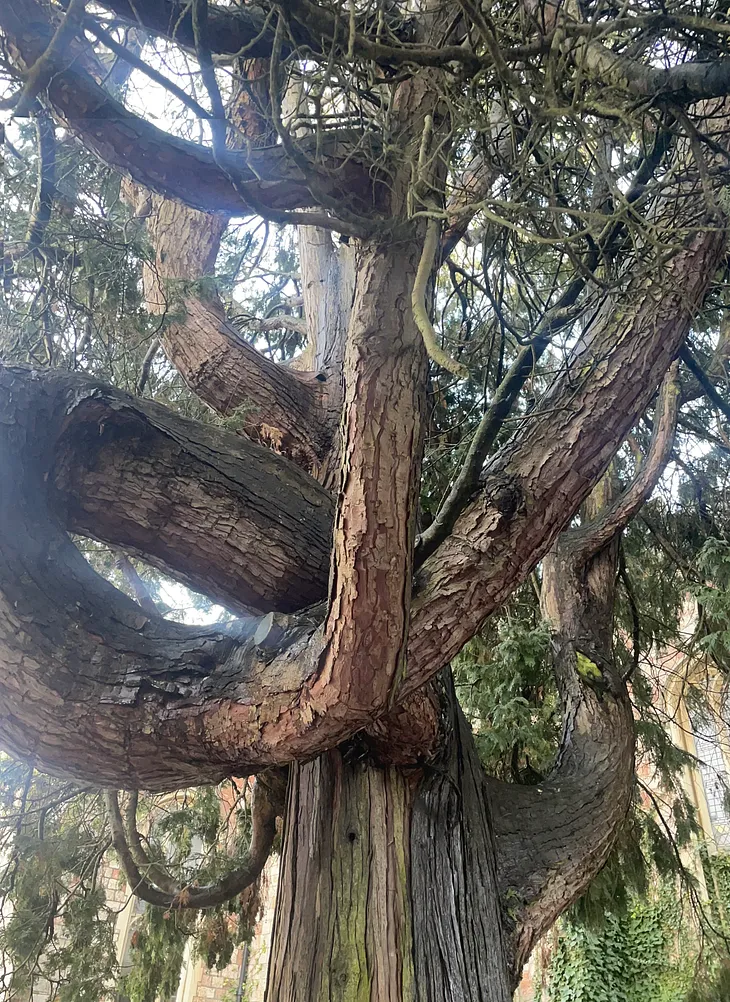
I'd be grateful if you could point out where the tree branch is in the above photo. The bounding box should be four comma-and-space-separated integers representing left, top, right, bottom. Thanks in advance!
491, 474, 635, 974
577, 34, 730, 104
114, 553, 160, 617
135, 339, 159, 395
568, 360, 681, 563
7, 0, 87, 118
48, 368, 332, 615
95, 0, 285, 59
138, 194, 333, 473
416, 120, 675, 563
106, 774, 281, 908
121, 790, 179, 894
0, 0, 375, 218
406, 208, 728, 700
680, 343, 730, 423
25, 111, 56, 254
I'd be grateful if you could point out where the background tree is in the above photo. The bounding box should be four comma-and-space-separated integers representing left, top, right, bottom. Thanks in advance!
4, 0, 730, 999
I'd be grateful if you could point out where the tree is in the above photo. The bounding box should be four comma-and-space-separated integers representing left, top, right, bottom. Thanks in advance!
2, 0, 730, 998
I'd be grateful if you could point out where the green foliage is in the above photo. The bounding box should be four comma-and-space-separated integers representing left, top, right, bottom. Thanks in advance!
0, 760, 118, 1000
0, 757, 263, 1001
546, 848, 730, 1002
546, 892, 695, 1002
120, 907, 188, 1002
693, 538, 730, 669
454, 597, 559, 782
54, 890, 118, 1002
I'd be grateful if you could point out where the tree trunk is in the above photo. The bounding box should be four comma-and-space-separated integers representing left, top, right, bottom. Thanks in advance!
267, 679, 514, 1002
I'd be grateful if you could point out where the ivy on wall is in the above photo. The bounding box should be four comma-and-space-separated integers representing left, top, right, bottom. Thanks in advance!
543, 857, 730, 1002
545, 895, 693, 1002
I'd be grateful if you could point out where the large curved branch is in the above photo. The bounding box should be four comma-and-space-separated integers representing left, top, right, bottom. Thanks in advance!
0, 239, 428, 788
0, 0, 374, 218
490, 363, 679, 971
491, 477, 637, 974
47, 372, 332, 613
405, 208, 728, 698
0, 364, 353, 789
120, 790, 179, 894
106, 773, 281, 908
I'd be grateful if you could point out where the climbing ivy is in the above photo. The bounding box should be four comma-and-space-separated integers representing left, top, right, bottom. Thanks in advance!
545, 893, 694, 1002
543, 854, 730, 1002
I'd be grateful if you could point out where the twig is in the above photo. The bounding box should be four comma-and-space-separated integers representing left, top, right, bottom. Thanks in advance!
192, 0, 227, 155
412, 218, 469, 379
114, 552, 159, 616
84, 16, 214, 122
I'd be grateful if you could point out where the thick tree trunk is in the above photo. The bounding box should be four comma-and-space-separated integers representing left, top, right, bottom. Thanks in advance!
266, 679, 513, 1002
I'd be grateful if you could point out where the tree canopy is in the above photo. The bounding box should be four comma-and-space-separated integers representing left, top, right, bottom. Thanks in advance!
4, 0, 730, 999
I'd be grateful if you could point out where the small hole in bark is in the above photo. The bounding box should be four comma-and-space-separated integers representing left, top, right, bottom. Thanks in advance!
347, 830, 357, 842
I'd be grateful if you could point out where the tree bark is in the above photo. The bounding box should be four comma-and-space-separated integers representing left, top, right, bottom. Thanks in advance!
137, 194, 333, 473
47, 371, 332, 614
267, 678, 513, 1002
